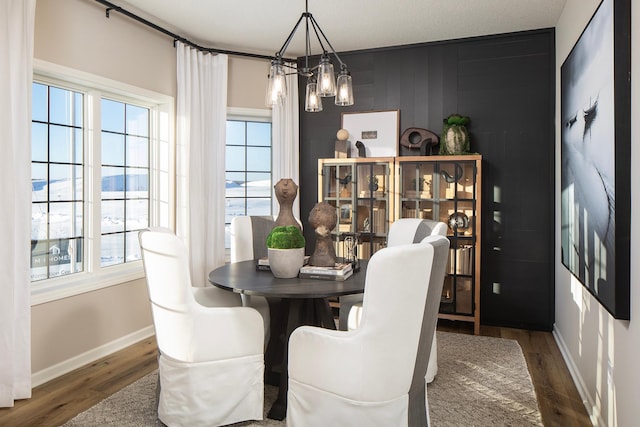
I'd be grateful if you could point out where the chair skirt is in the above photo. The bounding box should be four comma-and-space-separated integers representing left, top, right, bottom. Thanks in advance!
158, 353, 264, 427
287, 378, 409, 427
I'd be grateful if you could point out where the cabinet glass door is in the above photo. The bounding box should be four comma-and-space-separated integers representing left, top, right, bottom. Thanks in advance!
319, 159, 392, 261
397, 157, 479, 322
321, 163, 354, 234
399, 161, 436, 219
354, 162, 389, 259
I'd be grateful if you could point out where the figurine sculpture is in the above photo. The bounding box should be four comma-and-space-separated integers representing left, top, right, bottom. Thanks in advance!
335, 128, 351, 158
308, 202, 338, 267
274, 178, 301, 231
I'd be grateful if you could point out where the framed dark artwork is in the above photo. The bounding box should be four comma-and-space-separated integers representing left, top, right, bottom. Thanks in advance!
560, 0, 630, 319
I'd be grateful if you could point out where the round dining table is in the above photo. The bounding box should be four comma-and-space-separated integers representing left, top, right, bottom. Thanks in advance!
209, 259, 367, 420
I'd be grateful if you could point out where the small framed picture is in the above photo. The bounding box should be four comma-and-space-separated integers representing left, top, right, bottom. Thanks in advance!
340, 204, 352, 223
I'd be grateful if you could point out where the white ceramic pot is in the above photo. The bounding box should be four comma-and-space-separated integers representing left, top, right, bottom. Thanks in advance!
268, 247, 305, 278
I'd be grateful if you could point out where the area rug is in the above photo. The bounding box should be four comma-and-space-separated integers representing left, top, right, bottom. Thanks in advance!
63, 331, 542, 426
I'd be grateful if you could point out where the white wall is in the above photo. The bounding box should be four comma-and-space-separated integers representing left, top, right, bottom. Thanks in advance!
32, 0, 269, 384
554, 0, 639, 425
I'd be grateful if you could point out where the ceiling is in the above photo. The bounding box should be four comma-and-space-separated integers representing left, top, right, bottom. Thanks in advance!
115, 0, 566, 58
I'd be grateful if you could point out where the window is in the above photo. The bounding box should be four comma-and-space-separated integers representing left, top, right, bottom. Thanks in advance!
224, 110, 272, 249
31, 83, 84, 281
100, 99, 149, 267
31, 62, 173, 304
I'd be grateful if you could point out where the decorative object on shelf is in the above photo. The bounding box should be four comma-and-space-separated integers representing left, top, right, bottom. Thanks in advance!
405, 177, 431, 199
339, 203, 352, 223
367, 175, 379, 191
399, 127, 440, 156
274, 178, 301, 231
308, 202, 338, 267
335, 128, 351, 158
440, 114, 471, 155
411, 177, 431, 192
332, 170, 352, 197
266, 225, 306, 278
341, 232, 361, 271
337, 173, 352, 186
356, 141, 366, 158
440, 163, 464, 183
447, 212, 470, 235
266, 0, 354, 111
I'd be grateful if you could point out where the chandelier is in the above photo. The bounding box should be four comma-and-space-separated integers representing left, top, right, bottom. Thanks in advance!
266, 0, 354, 112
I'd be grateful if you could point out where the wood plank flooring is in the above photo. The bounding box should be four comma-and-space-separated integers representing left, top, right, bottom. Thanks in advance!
0, 323, 592, 426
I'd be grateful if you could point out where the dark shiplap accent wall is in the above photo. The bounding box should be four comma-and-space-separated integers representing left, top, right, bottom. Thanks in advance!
297, 29, 555, 330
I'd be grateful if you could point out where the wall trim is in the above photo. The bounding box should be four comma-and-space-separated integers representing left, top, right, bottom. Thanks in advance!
227, 106, 271, 121
553, 327, 605, 426
31, 326, 155, 388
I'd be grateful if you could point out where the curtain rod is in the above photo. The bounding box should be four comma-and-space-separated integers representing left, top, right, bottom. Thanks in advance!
93, 0, 295, 62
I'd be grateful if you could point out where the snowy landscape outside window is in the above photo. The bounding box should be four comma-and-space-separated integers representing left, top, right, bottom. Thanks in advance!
225, 118, 272, 249
31, 82, 84, 281
100, 99, 149, 267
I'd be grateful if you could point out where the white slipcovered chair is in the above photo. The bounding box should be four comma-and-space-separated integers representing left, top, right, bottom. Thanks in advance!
287, 236, 450, 426
139, 228, 264, 427
341, 218, 448, 383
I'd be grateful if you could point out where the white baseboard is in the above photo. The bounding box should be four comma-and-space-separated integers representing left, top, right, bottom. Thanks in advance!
552, 328, 604, 427
32, 326, 155, 387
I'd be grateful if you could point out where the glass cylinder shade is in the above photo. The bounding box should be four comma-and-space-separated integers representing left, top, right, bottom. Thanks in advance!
317, 55, 336, 97
305, 79, 323, 112
266, 61, 287, 107
335, 70, 354, 106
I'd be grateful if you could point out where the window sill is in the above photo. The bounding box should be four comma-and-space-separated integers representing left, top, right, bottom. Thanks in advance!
31, 262, 145, 306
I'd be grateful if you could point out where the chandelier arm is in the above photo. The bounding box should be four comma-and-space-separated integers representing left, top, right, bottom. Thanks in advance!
304, 12, 311, 71
277, 13, 306, 57
282, 62, 312, 77
308, 14, 328, 55
309, 14, 347, 68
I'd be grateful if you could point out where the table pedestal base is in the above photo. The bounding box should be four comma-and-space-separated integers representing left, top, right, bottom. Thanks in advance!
266, 297, 336, 420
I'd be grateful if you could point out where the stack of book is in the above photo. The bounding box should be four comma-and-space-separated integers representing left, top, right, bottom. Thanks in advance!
448, 246, 473, 275
298, 262, 353, 281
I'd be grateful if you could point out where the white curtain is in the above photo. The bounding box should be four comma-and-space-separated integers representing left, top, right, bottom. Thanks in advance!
176, 42, 228, 285
0, 0, 36, 407
272, 68, 301, 219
